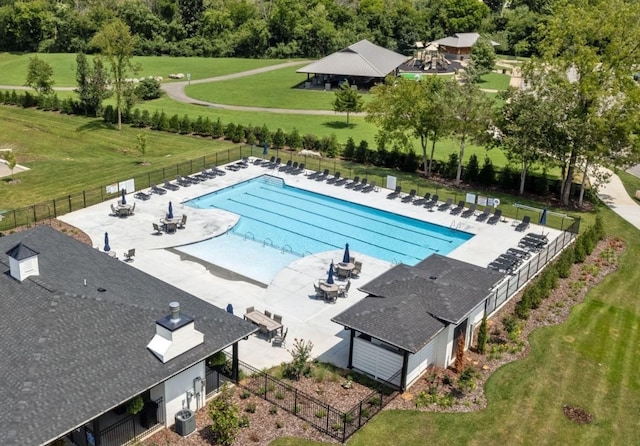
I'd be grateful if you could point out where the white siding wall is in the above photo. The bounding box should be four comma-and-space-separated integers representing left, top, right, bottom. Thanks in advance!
352, 337, 402, 386
150, 362, 206, 427
406, 340, 435, 386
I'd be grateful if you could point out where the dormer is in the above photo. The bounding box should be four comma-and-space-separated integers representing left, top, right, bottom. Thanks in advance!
147, 302, 204, 363
6, 243, 40, 282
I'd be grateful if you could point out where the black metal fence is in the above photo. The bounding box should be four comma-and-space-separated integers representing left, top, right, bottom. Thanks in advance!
206, 366, 234, 398
229, 357, 398, 443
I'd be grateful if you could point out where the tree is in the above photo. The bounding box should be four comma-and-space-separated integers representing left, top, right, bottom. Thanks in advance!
91, 19, 137, 130
446, 82, 494, 186
477, 312, 488, 354
134, 78, 162, 100
494, 87, 556, 194
136, 133, 148, 164
2, 150, 17, 180
333, 82, 363, 125
208, 383, 239, 446
75, 53, 110, 117
537, 0, 640, 206
25, 56, 54, 96
467, 35, 496, 82
367, 76, 451, 177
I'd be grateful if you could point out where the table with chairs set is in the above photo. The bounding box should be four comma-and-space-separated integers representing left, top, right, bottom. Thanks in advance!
244, 307, 287, 346
314, 243, 360, 303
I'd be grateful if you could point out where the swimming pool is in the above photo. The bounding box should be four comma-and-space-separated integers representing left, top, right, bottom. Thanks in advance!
185, 175, 472, 266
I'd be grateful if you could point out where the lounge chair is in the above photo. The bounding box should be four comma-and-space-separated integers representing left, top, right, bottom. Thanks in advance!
362, 180, 377, 193
288, 161, 299, 173
526, 232, 548, 242
175, 175, 192, 187
306, 169, 321, 180
461, 203, 476, 218
150, 183, 167, 195
345, 176, 360, 189
261, 156, 275, 167
134, 191, 151, 201
272, 328, 287, 348
225, 163, 241, 171
401, 189, 417, 203
353, 178, 368, 191
450, 201, 465, 215
268, 157, 281, 169
177, 214, 187, 229
295, 163, 305, 174
438, 198, 453, 212
193, 172, 209, 182
326, 171, 341, 184
253, 158, 263, 165
152, 223, 164, 235
476, 207, 491, 222
334, 175, 349, 186
202, 169, 217, 179
487, 209, 502, 225
515, 216, 531, 232
507, 247, 531, 259
387, 186, 402, 199
163, 179, 179, 191
413, 192, 431, 206
124, 248, 135, 262
187, 174, 202, 183
238, 157, 249, 168
212, 166, 226, 176
424, 194, 439, 209
338, 280, 351, 298
279, 160, 292, 171
316, 169, 330, 181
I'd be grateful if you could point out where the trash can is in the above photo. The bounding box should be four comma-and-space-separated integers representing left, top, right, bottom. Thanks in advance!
175, 409, 195, 436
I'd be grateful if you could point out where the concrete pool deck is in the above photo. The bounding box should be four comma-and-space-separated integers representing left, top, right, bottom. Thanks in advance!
59, 160, 563, 370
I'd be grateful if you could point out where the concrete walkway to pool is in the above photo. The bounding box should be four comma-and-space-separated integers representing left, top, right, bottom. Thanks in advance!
59, 160, 564, 370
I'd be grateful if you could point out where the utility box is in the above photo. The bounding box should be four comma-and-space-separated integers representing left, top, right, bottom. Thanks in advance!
175, 409, 195, 436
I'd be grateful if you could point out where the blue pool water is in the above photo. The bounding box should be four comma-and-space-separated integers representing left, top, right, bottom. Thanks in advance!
185, 175, 472, 266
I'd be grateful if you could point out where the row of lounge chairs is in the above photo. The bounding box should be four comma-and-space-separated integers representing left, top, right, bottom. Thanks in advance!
147, 166, 228, 195
259, 157, 306, 174
518, 232, 548, 252
309, 173, 379, 193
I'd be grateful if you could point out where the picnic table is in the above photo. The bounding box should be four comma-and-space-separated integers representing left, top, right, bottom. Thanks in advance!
244, 311, 283, 340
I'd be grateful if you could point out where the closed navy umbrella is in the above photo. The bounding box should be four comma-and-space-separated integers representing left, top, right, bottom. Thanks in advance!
263, 141, 268, 156
104, 232, 111, 252
168, 201, 173, 219
327, 261, 335, 285
121, 189, 126, 205
342, 243, 350, 264
226, 304, 234, 315
539, 207, 548, 225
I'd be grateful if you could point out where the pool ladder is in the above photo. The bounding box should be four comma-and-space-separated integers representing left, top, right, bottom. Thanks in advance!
262, 238, 273, 247
281, 244, 293, 255
244, 232, 255, 241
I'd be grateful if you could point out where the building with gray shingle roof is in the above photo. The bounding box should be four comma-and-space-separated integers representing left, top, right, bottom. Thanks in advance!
0, 226, 257, 446
332, 255, 504, 390
296, 39, 409, 86
431, 32, 499, 60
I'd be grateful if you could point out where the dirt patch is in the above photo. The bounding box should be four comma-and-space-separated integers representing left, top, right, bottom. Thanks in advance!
562, 405, 594, 424
387, 236, 624, 413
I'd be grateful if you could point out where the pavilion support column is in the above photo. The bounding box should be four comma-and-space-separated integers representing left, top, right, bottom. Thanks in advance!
347, 329, 355, 369
232, 342, 239, 383
400, 350, 410, 391
93, 417, 102, 446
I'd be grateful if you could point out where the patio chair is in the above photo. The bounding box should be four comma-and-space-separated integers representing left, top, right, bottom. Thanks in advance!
193, 172, 209, 182
450, 201, 465, 215
306, 169, 321, 180
272, 328, 288, 348
313, 283, 324, 299
352, 261, 362, 277
461, 203, 477, 218
261, 156, 275, 167
334, 175, 349, 186
253, 158, 263, 165
349, 256, 355, 264
295, 163, 305, 175
176, 175, 191, 187
338, 280, 351, 298
438, 198, 453, 212
402, 189, 417, 203
225, 163, 241, 171
273, 314, 283, 324
476, 207, 491, 222
362, 181, 377, 193
186, 174, 202, 183
177, 214, 187, 229
212, 166, 226, 176
264, 310, 272, 318
326, 171, 341, 184
316, 169, 330, 181
279, 159, 293, 172
325, 289, 338, 303
387, 185, 402, 199
413, 192, 431, 206
487, 209, 502, 225
345, 176, 360, 189
111, 204, 118, 216
515, 215, 531, 232
118, 207, 129, 218
124, 248, 135, 262
245, 306, 254, 315
165, 222, 178, 234
202, 169, 217, 179
424, 194, 439, 209
152, 223, 163, 235
150, 183, 167, 195
353, 178, 368, 191
289, 161, 299, 173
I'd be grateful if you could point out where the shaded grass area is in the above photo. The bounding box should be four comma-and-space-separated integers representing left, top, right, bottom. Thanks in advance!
616, 170, 640, 203
0, 52, 290, 87
272, 207, 640, 445
478, 72, 511, 91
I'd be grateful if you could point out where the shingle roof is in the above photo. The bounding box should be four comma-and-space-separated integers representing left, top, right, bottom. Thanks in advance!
332, 255, 504, 353
432, 33, 500, 49
5, 242, 39, 260
296, 39, 409, 77
0, 226, 257, 446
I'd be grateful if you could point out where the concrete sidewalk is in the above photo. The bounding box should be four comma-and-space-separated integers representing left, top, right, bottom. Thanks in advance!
595, 167, 640, 231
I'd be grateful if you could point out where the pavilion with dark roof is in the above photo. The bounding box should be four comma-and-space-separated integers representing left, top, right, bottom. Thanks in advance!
296, 39, 409, 89
0, 226, 257, 446
431, 32, 500, 60
332, 254, 504, 390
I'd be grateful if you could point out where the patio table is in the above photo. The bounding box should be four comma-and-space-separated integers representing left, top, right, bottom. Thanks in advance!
336, 262, 354, 278
244, 311, 283, 340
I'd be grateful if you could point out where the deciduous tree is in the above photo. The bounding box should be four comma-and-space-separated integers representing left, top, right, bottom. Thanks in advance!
25, 56, 54, 96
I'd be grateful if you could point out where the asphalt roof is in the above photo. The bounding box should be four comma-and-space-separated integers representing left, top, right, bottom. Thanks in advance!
0, 226, 257, 446
296, 39, 409, 78
432, 33, 499, 49
332, 255, 504, 353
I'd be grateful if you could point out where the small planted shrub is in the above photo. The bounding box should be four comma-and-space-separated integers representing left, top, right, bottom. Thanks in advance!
240, 389, 251, 400
245, 402, 256, 413
457, 366, 480, 393
269, 405, 278, 415
238, 415, 250, 428
275, 391, 284, 400
315, 409, 327, 418
477, 312, 488, 354
275, 420, 284, 429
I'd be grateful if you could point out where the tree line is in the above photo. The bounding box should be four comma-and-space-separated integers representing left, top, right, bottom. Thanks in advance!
0, 0, 559, 58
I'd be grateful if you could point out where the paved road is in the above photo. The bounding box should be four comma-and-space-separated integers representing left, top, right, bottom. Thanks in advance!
595, 167, 640, 231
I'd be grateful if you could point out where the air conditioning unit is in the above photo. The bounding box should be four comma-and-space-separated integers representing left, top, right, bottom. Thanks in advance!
174, 409, 195, 436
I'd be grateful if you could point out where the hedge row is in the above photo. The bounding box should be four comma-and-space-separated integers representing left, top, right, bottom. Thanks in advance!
514, 215, 606, 320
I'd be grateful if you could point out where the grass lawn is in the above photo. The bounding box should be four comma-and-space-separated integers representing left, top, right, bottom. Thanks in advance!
616, 170, 640, 203
271, 206, 640, 445
0, 53, 290, 87
478, 72, 511, 91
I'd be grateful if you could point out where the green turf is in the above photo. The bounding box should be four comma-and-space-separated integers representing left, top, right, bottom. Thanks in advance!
478, 72, 512, 91
0, 53, 290, 87
272, 207, 640, 445
616, 170, 640, 204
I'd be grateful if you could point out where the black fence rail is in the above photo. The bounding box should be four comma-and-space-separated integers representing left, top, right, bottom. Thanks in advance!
205, 366, 234, 398
228, 357, 398, 443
